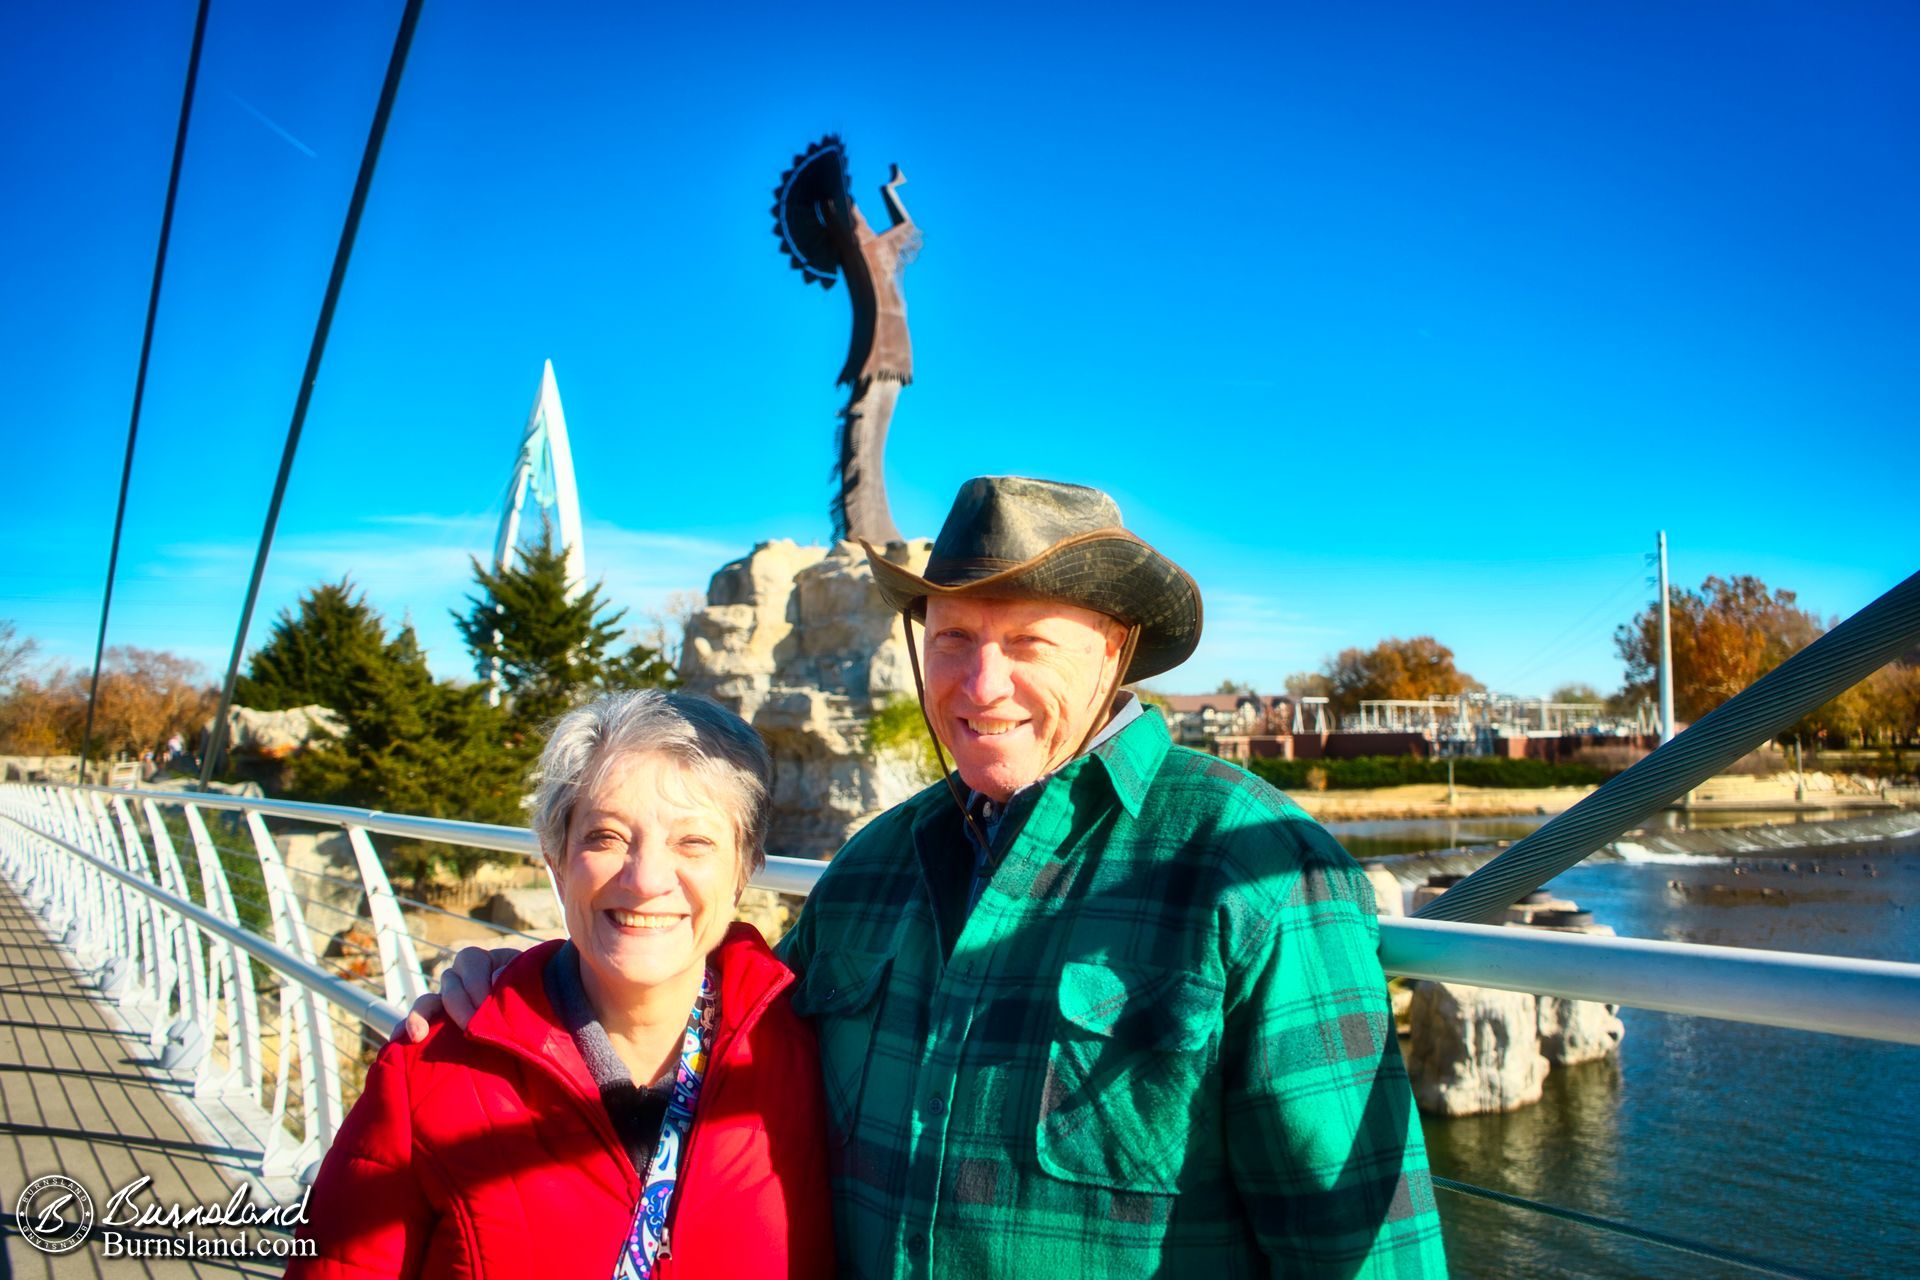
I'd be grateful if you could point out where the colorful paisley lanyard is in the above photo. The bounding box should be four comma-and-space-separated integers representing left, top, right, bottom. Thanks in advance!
614, 967, 716, 1280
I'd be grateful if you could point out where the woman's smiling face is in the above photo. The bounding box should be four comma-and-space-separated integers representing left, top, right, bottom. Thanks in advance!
552, 751, 742, 1010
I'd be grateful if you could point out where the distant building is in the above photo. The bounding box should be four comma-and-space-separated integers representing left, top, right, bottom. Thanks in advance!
1209, 690, 1661, 766
1154, 693, 1291, 748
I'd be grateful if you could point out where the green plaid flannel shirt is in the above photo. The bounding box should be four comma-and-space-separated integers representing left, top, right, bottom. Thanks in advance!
779, 708, 1447, 1278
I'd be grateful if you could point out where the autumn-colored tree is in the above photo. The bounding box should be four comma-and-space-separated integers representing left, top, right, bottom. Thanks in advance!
1319, 637, 1480, 721
1856, 662, 1920, 745
1613, 576, 1918, 746
0, 667, 84, 754
0, 632, 211, 758
0, 623, 75, 753
81, 647, 217, 758
1615, 576, 1823, 724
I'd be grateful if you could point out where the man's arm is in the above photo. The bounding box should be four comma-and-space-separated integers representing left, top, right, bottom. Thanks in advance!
391, 945, 522, 1041
1221, 852, 1448, 1277
396, 882, 830, 1042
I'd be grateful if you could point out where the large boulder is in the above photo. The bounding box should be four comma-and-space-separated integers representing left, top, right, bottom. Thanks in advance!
680, 539, 935, 860
1527, 917, 1625, 1064
222, 705, 346, 759
488, 887, 565, 935
1406, 981, 1549, 1116
1537, 996, 1625, 1065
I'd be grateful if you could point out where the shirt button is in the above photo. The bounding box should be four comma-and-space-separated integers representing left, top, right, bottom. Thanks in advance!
906, 1233, 928, 1257
927, 1097, 947, 1117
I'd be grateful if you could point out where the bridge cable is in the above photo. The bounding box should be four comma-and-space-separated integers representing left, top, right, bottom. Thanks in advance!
1414, 568, 1920, 924
77, 0, 213, 781
198, 0, 428, 787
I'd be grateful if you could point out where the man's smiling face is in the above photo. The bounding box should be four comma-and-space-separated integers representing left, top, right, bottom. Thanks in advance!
921, 594, 1126, 804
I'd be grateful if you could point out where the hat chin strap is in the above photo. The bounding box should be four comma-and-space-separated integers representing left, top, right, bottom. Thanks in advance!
901, 612, 1140, 844
1069, 623, 1140, 762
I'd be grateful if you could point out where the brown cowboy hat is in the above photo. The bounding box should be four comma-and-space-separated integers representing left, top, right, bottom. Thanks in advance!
862, 476, 1203, 683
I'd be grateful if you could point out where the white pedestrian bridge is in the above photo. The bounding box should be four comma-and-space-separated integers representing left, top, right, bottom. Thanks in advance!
1, 778, 1916, 1277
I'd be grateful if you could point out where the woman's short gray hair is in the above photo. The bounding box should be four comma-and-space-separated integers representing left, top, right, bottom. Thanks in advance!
530, 689, 773, 879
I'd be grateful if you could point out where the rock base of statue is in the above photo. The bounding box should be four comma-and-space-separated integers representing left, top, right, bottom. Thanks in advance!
679, 538, 938, 861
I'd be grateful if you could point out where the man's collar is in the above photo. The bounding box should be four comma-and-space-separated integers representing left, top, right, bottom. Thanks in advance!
1081, 690, 1143, 755
1082, 695, 1168, 818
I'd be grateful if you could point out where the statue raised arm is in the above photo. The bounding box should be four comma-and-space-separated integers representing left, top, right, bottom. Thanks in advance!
773, 137, 922, 544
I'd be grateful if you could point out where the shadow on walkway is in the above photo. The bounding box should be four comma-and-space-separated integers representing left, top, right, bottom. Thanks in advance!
0, 882, 292, 1278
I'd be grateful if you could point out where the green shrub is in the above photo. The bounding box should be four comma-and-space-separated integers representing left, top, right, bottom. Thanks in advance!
864, 695, 942, 784
1246, 755, 1613, 791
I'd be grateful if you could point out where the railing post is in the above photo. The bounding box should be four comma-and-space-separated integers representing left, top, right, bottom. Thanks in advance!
182, 803, 261, 1098
143, 799, 212, 1070
59, 789, 119, 968
343, 824, 427, 1008
84, 791, 145, 1001
112, 795, 176, 1040
20, 786, 71, 935
245, 811, 343, 1179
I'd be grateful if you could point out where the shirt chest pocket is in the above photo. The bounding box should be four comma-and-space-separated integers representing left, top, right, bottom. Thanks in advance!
1037, 960, 1225, 1195
789, 949, 892, 1148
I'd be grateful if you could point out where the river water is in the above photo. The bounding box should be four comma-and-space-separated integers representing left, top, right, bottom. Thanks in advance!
1343, 815, 1920, 1279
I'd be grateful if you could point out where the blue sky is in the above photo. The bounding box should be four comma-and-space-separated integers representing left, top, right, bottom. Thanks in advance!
4, 1, 1915, 699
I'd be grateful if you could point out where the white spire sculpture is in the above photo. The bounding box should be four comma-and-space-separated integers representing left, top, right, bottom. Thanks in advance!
488, 359, 586, 703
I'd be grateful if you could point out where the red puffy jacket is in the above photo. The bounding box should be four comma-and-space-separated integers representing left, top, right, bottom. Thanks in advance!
290, 924, 833, 1279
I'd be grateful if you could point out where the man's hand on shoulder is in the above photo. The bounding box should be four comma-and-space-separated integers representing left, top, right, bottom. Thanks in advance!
389, 944, 523, 1043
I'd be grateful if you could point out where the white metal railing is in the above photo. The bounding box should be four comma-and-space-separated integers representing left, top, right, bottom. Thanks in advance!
0, 779, 1917, 1190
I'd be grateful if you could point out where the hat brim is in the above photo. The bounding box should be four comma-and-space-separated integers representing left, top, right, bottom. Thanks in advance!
862, 528, 1202, 684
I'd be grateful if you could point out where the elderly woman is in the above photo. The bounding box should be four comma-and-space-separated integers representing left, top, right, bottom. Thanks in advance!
292, 690, 833, 1280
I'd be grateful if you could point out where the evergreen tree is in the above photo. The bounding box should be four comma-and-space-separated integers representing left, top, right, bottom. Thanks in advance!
236, 581, 388, 711
455, 528, 674, 732
265, 598, 525, 881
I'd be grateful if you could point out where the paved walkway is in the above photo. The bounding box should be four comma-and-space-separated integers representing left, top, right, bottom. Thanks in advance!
0, 882, 292, 1278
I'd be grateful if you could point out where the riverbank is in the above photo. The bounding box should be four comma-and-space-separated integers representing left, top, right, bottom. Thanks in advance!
1295, 782, 1596, 821
1289, 769, 1909, 822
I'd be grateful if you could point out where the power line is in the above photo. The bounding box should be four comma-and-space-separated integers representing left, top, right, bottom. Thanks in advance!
1501, 565, 1649, 692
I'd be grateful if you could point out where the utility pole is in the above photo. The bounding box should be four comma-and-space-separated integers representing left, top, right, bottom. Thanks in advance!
1657, 530, 1675, 745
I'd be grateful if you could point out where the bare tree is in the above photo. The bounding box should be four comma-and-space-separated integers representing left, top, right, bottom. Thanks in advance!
0, 621, 37, 690
639, 590, 704, 673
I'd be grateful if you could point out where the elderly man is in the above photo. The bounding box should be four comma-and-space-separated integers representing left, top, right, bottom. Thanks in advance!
780, 476, 1445, 1277
415, 476, 1446, 1277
